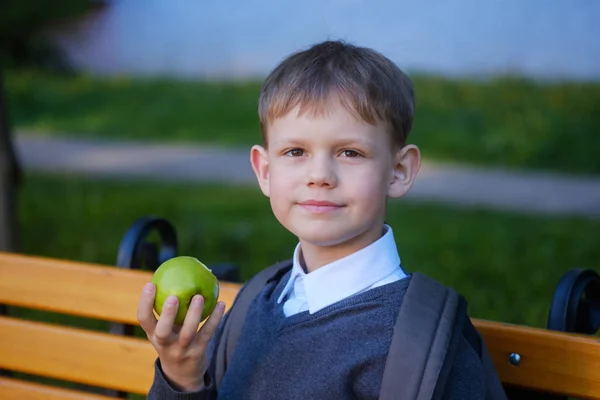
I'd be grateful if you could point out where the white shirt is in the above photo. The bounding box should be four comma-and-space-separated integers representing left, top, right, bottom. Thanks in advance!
277, 224, 407, 317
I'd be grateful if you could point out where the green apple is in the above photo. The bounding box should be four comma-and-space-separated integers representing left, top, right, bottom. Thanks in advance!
151, 256, 220, 326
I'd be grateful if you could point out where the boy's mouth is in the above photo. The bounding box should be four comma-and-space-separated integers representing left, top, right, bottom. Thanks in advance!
298, 200, 345, 214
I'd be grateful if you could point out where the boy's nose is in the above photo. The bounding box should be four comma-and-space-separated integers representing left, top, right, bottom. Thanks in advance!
306, 156, 338, 188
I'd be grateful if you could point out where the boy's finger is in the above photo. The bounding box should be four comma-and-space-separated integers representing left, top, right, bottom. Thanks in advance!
195, 301, 226, 347
137, 283, 158, 336
154, 295, 179, 345
178, 295, 204, 347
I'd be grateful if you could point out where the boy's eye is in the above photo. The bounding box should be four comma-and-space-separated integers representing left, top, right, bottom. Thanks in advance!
341, 149, 361, 158
285, 148, 305, 157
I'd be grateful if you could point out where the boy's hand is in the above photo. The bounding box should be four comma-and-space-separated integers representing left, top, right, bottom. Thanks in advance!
137, 282, 226, 392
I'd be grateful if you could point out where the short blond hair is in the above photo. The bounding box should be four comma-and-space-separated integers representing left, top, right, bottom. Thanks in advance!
258, 40, 415, 147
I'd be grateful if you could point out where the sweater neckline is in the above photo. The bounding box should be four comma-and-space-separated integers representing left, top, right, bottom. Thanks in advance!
271, 274, 411, 330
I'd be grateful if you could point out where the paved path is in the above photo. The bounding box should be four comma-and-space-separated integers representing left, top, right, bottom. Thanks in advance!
13, 134, 600, 220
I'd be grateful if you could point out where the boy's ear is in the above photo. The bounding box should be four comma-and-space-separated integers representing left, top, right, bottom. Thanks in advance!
250, 145, 270, 197
388, 144, 421, 199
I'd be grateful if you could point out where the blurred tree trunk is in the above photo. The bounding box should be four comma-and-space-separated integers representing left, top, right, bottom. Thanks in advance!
0, 67, 21, 253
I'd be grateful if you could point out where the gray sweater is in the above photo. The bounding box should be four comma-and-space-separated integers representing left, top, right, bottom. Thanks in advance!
148, 274, 485, 399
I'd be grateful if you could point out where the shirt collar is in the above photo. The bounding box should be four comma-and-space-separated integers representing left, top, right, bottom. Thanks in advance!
276, 224, 405, 313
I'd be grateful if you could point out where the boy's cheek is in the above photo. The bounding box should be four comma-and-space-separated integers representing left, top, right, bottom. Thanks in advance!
271, 169, 302, 188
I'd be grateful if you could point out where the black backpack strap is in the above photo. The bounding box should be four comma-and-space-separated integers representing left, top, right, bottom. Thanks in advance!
379, 272, 466, 400
431, 294, 470, 399
214, 259, 293, 387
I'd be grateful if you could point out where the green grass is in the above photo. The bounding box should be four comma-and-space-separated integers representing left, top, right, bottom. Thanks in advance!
6, 70, 600, 175
9, 172, 600, 396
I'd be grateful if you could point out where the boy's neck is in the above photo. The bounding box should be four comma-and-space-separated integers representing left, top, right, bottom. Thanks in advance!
298, 225, 386, 273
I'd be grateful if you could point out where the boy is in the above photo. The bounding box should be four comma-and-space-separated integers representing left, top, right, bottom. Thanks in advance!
138, 40, 507, 399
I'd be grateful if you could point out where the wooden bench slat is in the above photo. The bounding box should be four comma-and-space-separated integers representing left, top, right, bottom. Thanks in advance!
0, 252, 240, 324
476, 319, 600, 399
0, 376, 115, 400
0, 315, 156, 395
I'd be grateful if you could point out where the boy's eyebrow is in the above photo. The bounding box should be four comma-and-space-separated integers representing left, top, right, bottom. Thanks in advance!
269, 137, 307, 147
334, 137, 375, 148
271, 136, 376, 149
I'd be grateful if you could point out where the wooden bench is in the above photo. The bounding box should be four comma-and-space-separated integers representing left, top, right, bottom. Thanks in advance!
1, 217, 600, 399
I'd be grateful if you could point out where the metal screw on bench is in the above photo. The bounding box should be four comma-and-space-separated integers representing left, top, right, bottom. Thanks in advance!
508, 352, 521, 366
504, 269, 593, 400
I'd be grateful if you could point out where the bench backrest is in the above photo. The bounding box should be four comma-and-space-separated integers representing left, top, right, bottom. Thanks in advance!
1, 252, 600, 399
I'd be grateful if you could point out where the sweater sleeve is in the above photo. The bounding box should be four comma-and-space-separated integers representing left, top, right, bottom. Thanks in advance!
146, 358, 217, 400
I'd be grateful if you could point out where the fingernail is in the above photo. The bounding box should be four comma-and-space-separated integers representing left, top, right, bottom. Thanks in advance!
166, 296, 178, 306
143, 283, 155, 293
193, 295, 203, 305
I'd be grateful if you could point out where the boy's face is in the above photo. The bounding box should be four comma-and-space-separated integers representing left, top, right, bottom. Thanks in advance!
251, 98, 420, 260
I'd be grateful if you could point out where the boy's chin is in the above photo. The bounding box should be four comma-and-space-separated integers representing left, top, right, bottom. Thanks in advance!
293, 227, 365, 249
